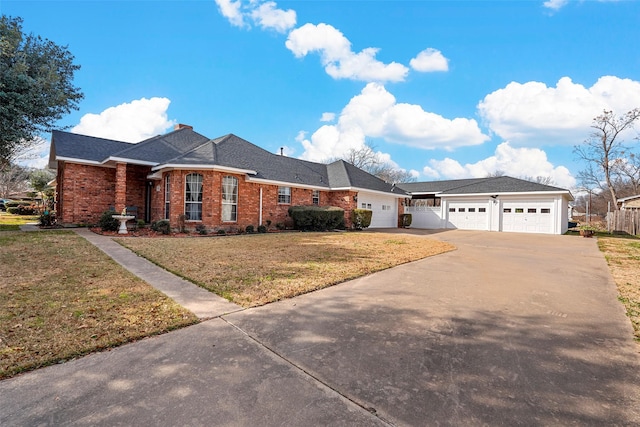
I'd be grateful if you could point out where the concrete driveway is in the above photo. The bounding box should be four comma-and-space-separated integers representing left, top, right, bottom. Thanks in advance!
2, 230, 639, 426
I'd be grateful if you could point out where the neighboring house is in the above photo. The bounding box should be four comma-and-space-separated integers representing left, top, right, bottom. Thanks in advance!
398, 177, 574, 235
618, 194, 640, 211
48, 125, 406, 229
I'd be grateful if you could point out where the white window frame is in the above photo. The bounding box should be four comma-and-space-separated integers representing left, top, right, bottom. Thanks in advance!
312, 190, 320, 206
222, 176, 238, 222
184, 173, 203, 221
278, 186, 291, 204
164, 174, 171, 219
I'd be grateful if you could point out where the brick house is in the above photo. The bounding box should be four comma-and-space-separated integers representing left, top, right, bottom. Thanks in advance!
48, 124, 407, 230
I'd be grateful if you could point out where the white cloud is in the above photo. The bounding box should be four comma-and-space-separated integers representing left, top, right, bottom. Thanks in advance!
286, 23, 409, 83
298, 83, 488, 162
424, 142, 576, 189
543, 0, 569, 10
478, 76, 640, 146
410, 48, 449, 72
214, 0, 246, 28
72, 97, 175, 143
251, 1, 296, 33
320, 112, 335, 122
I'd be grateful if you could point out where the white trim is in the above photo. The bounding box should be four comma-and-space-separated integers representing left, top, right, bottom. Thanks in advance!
106, 156, 158, 166
54, 156, 107, 167
351, 187, 406, 199
246, 176, 328, 191
152, 164, 256, 175
439, 190, 573, 201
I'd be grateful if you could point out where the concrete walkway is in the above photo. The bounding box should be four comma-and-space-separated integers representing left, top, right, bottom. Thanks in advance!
2, 229, 639, 426
73, 228, 243, 319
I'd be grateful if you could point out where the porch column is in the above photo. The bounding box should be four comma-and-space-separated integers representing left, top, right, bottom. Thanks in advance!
115, 162, 127, 213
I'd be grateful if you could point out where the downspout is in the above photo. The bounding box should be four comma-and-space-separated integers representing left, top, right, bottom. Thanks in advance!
259, 187, 263, 225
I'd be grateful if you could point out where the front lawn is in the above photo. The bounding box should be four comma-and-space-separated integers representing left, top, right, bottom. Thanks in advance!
0, 212, 39, 231
597, 235, 640, 341
118, 232, 455, 307
0, 231, 198, 379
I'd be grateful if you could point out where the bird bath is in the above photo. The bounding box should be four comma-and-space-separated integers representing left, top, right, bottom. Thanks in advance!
112, 215, 135, 234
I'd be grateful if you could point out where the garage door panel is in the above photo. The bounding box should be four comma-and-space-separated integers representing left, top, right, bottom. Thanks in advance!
502, 201, 553, 234
447, 202, 489, 231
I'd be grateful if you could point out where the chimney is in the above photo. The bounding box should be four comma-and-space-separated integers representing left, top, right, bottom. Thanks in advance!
280, 147, 284, 156
174, 123, 193, 131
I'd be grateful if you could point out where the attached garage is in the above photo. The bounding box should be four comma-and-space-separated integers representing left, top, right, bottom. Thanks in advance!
501, 201, 554, 234
446, 201, 490, 231
400, 176, 573, 235
357, 191, 399, 228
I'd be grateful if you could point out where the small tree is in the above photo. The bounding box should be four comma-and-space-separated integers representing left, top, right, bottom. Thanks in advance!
574, 109, 640, 210
0, 16, 83, 165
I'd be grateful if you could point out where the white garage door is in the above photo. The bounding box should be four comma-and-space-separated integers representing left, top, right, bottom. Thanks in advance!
358, 193, 397, 228
447, 202, 489, 230
501, 201, 553, 234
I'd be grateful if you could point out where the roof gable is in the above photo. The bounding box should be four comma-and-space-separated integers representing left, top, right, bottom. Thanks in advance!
398, 176, 571, 196
49, 130, 134, 167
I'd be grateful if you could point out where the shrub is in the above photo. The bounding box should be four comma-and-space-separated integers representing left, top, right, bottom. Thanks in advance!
288, 206, 345, 231
136, 219, 146, 229
275, 222, 285, 230
6, 202, 37, 215
195, 224, 208, 235
151, 219, 171, 235
400, 213, 412, 228
257, 225, 267, 233
351, 209, 372, 230
39, 211, 55, 227
245, 225, 255, 234
98, 210, 120, 232
217, 229, 226, 235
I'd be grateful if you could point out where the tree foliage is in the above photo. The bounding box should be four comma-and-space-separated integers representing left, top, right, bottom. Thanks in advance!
0, 162, 30, 198
574, 109, 640, 209
0, 16, 83, 165
332, 142, 417, 183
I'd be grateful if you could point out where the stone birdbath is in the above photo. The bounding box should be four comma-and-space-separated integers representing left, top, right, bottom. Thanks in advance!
112, 208, 135, 234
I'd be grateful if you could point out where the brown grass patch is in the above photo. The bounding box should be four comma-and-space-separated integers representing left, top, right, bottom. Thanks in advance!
0, 231, 197, 379
118, 231, 454, 307
598, 236, 640, 341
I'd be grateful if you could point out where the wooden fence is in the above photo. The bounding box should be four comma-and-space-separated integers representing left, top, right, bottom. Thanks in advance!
607, 210, 640, 235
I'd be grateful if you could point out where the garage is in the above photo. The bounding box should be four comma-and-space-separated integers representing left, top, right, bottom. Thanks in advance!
446, 201, 490, 230
501, 201, 554, 234
357, 191, 398, 228
399, 176, 574, 235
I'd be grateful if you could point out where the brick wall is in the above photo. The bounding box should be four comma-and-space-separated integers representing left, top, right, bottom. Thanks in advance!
57, 162, 117, 225
58, 164, 368, 229
156, 170, 350, 231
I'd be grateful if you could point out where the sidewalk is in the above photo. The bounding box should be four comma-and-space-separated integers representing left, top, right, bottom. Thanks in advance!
73, 228, 243, 319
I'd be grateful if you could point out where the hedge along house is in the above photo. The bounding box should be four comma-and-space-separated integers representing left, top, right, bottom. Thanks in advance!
48, 125, 407, 230
399, 177, 574, 235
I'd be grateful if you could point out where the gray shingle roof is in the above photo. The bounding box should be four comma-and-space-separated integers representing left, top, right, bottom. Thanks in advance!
397, 176, 571, 195
49, 129, 404, 195
49, 130, 134, 167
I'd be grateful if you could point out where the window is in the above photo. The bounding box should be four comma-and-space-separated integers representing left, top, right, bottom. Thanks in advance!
362, 203, 367, 209
278, 186, 291, 204
222, 176, 238, 222
528, 208, 537, 213
515, 208, 524, 213
449, 208, 455, 212
468, 208, 476, 213
312, 190, 320, 205
503, 208, 511, 213
367, 203, 372, 210
478, 207, 486, 213
184, 173, 203, 221
164, 174, 170, 219
541, 208, 551, 214
458, 208, 466, 212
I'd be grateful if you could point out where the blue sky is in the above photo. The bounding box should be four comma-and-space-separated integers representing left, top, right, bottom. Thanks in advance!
3, 0, 640, 189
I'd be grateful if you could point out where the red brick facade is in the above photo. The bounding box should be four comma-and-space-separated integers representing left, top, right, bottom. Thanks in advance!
56, 163, 360, 230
